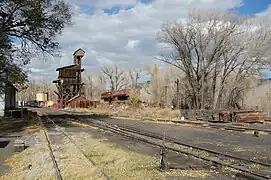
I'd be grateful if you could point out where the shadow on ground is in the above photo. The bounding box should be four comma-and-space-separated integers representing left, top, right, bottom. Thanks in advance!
47, 112, 110, 120
0, 110, 38, 136
0, 110, 99, 136
39, 113, 109, 130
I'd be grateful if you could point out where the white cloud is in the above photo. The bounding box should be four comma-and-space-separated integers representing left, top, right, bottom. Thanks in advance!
29, 68, 44, 73
256, 4, 271, 24
28, 0, 244, 80
125, 40, 140, 51
256, 4, 271, 17
69, 0, 136, 9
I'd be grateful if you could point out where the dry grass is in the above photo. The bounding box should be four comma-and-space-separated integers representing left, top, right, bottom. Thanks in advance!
232, 147, 252, 152
0, 145, 57, 180
51, 139, 106, 180
0, 119, 41, 134
248, 163, 263, 170
73, 132, 213, 180
0, 129, 106, 180
72, 103, 181, 121
170, 142, 210, 158
0, 130, 56, 180
22, 124, 41, 134
0, 128, 213, 180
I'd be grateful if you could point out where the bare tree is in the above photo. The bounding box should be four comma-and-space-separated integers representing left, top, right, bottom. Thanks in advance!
82, 71, 107, 100
141, 64, 183, 107
100, 64, 128, 91
245, 79, 271, 116
143, 64, 175, 107
17, 78, 58, 102
129, 68, 142, 88
144, 64, 162, 105
82, 73, 93, 100
157, 9, 271, 109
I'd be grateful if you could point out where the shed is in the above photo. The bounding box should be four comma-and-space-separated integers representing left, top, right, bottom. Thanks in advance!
0, 83, 18, 117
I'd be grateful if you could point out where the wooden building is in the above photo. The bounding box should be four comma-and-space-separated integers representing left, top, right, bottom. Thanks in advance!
67, 94, 99, 108
53, 48, 87, 108
0, 82, 18, 116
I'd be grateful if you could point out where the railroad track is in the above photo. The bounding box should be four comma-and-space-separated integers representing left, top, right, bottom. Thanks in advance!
38, 114, 111, 180
60, 109, 271, 135
38, 116, 63, 180
73, 118, 271, 180
206, 123, 271, 134
154, 120, 271, 135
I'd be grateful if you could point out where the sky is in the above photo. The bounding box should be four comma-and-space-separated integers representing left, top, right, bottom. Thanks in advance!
27, 0, 271, 80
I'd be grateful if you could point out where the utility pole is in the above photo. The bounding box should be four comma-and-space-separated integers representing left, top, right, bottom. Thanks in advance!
135, 72, 139, 89
60, 79, 64, 109
201, 74, 205, 109
175, 79, 180, 109
164, 85, 168, 108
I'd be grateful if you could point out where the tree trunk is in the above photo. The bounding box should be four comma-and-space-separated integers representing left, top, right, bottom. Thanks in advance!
211, 63, 218, 109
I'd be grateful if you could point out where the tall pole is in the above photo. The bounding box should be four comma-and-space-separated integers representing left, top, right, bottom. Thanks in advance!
201, 74, 204, 109
60, 79, 63, 109
60, 84, 62, 109
164, 85, 168, 108
135, 72, 139, 89
175, 79, 180, 109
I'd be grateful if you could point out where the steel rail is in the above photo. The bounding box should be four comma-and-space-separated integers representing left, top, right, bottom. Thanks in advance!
103, 122, 271, 167
77, 119, 271, 180
207, 124, 271, 134
43, 115, 111, 180
39, 117, 63, 180
60, 109, 271, 134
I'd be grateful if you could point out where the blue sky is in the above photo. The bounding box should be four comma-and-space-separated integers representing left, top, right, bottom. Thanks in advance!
235, 0, 271, 15
100, 0, 271, 16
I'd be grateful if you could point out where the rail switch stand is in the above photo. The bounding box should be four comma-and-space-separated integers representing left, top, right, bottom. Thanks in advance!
160, 145, 169, 172
160, 131, 169, 172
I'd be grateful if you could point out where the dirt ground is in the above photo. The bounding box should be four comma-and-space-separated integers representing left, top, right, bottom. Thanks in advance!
3, 108, 271, 179
35, 108, 271, 162
64, 123, 242, 180
0, 110, 242, 180
93, 117, 271, 164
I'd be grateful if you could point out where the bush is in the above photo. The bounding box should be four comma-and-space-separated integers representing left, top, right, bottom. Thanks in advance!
129, 92, 140, 108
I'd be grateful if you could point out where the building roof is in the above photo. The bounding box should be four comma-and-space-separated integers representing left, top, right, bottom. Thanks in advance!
67, 94, 87, 103
73, 48, 85, 56
56, 64, 78, 71
67, 94, 80, 103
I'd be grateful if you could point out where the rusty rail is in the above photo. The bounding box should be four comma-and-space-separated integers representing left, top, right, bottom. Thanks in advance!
40, 115, 111, 180
75, 118, 270, 179
38, 117, 63, 180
